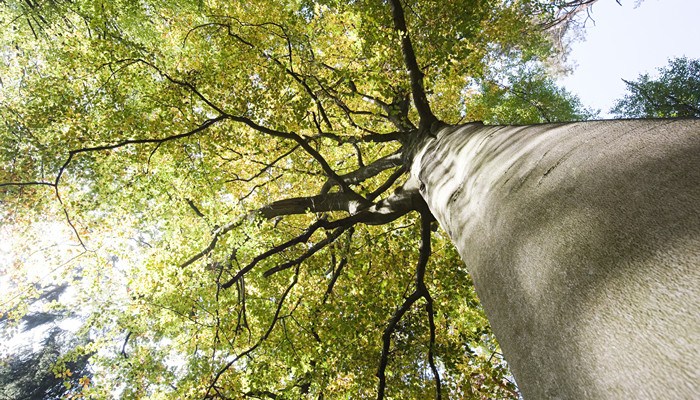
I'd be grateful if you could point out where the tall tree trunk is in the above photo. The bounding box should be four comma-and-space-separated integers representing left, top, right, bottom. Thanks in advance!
407, 119, 700, 398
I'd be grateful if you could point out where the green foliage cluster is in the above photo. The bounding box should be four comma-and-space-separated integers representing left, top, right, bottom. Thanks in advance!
464, 64, 597, 124
0, 0, 592, 398
611, 56, 700, 118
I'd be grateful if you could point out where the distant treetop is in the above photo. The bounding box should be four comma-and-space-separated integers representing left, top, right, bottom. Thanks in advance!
611, 57, 700, 119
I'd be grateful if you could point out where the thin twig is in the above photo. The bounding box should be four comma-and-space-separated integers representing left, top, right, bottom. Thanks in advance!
205, 266, 301, 398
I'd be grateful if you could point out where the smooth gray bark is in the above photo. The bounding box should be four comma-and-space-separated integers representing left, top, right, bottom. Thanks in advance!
407, 119, 700, 399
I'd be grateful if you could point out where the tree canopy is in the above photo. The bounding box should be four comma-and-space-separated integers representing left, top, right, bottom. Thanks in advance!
1, 1, 595, 398
611, 56, 700, 118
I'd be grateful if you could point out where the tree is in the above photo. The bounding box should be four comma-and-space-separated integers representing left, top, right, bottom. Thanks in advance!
0, 284, 92, 400
463, 64, 598, 124
611, 56, 700, 118
1, 1, 698, 399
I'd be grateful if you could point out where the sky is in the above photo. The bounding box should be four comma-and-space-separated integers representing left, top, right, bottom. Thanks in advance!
559, 0, 700, 117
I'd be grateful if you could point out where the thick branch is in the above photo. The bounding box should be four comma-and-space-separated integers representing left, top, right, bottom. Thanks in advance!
244, 391, 280, 399
320, 152, 403, 194
0, 181, 55, 188
357, 131, 406, 143
259, 153, 408, 220
226, 188, 419, 283
388, 0, 438, 130
180, 182, 420, 283
362, 186, 423, 225
186, 199, 206, 218
258, 192, 361, 219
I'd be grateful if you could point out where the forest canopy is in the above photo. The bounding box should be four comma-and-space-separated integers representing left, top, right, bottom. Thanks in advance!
1, 1, 599, 398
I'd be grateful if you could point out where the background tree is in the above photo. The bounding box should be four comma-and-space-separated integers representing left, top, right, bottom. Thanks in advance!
463, 64, 598, 124
611, 56, 700, 118
0, 1, 611, 399
0, 284, 92, 400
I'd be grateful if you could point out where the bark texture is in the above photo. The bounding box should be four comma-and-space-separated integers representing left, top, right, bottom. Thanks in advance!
408, 119, 700, 399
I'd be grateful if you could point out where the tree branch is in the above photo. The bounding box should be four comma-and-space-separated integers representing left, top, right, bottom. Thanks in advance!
323, 255, 348, 305
258, 192, 361, 219
56, 192, 86, 250
244, 390, 280, 399
223, 144, 300, 182
367, 166, 407, 202
195, 21, 335, 131
224, 114, 369, 204
1, 116, 225, 191
0, 181, 55, 188
186, 198, 206, 218
318, 62, 416, 133
179, 182, 420, 286
54, 116, 227, 187
622, 78, 662, 109
210, 18, 417, 137
540, 0, 600, 32
320, 152, 403, 195
205, 266, 301, 399
376, 212, 439, 400
376, 289, 422, 400
388, 0, 438, 130
262, 225, 349, 277
221, 218, 332, 289
179, 219, 245, 269
112, 56, 365, 201
361, 185, 423, 226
